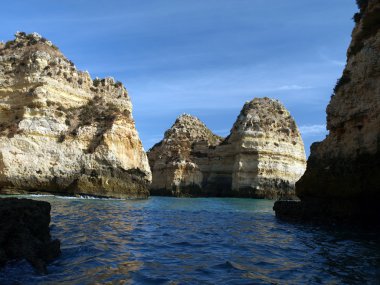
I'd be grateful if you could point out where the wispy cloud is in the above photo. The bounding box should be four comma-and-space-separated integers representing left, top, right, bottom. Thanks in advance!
127, 60, 327, 106
328, 59, 346, 66
276, 85, 312, 91
0, 0, 356, 154
318, 51, 346, 67
299, 124, 327, 135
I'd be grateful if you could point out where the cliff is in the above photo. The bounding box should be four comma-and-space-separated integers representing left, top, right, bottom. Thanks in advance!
148, 114, 222, 196
274, 0, 380, 224
0, 198, 60, 273
0, 32, 151, 198
148, 98, 306, 198
215, 98, 306, 198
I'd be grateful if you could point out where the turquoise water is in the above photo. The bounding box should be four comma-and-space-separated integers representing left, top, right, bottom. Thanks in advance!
0, 196, 379, 284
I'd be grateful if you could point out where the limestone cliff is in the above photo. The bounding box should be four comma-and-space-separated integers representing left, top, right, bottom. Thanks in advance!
147, 114, 222, 196
214, 98, 306, 198
274, 0, 380, 224
0, 32, 151, 198
148, 98, 306, 198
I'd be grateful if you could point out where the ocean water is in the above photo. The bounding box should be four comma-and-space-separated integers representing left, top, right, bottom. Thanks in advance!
0, 196, 379, 285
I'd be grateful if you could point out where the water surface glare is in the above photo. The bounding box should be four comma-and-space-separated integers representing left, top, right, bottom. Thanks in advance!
0, 196, 379, 284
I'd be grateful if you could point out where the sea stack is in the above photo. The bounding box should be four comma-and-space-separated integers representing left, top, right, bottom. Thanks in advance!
274, 0, 380, 224
148, 98, 306, 198
148, 114, 222, 196
0, 32, 151, 198
215, 98, 306, 198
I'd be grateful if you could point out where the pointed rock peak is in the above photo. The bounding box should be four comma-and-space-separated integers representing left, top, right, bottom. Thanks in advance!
173, 113, 208, 129
177, 113, 199, 121
147, 114, 222, 153
164, 113, 221, 143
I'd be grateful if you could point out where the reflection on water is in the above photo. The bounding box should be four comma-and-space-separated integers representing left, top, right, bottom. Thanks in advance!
0, 196, 379, 284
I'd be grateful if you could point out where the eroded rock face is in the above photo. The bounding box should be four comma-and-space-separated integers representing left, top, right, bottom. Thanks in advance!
148, 98, 306, 198
0, 198, 60, 273
218, 98, 306, 198
147, 114, 222, 196
275, 0, 380, 224
0, 32, 151, 198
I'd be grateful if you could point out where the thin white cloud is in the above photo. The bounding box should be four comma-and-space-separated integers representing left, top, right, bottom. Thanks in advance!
318, 51, 346, 67
328, 59, 346, 67
299, 124, 327, 135
276, 84, 312, 91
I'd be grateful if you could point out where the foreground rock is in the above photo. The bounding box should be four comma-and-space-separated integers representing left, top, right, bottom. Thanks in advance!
148, 98, 306, 198
274, 0, 380, 224
0, 198, 60, 273
0, 32, 151, 198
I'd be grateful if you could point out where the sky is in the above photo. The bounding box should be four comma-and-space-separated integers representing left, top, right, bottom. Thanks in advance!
0, 0, 358, 156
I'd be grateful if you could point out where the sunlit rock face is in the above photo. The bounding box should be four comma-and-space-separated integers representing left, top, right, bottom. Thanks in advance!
215, 98, 306, 198
147, 114, 222, 196
148, 98, 306, 199
275, 0, 380, 224
0, 32, 151, 198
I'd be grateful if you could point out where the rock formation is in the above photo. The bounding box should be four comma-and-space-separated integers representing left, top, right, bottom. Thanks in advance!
214, 98, 307, 198
274, 0, 380, 224
148, 98, 306, 198
0, 32, 151, 198
0, 198, 60, 273
148, 114, 222, 196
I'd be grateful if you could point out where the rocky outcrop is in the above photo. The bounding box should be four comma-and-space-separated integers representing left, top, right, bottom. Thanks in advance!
148, 98, 306, 198
147, 114, 222, 196
0, 198, 60, 273
274, 0, 380, 224
0, 32, 151, 198
214, 98, 306, 198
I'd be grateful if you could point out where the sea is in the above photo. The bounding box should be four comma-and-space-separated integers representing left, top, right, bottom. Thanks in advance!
0, 195, 379, 285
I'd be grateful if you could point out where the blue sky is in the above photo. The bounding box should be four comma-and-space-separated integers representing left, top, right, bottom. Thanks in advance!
0, 0, 357, 156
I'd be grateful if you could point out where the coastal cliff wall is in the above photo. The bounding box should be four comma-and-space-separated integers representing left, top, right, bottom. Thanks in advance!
148, 98, 306, 198
0, 32, 151, 198
274, 0, 380, 223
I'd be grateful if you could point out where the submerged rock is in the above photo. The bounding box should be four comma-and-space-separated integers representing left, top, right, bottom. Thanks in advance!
148, 98, 306, 198
0, 32, 151, 198
0, 198, 60, 273
274, 0, 380, 224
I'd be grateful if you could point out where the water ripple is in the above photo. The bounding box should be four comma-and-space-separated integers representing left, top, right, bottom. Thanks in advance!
0, 196, 379, 284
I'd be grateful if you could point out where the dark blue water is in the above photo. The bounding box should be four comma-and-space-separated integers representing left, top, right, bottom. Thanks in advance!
0, 196, 379, 284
